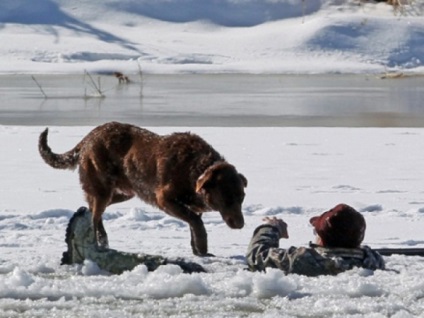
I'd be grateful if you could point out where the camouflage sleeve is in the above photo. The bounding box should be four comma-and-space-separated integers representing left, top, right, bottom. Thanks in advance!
246, 224, 294, 273
85, 249, 166, 274
84, 249, 206, 274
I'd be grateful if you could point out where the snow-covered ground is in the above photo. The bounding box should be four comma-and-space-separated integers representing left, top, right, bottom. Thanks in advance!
0, 0, 423, 75
1, 126, 424, 317
1, 1, 424, 317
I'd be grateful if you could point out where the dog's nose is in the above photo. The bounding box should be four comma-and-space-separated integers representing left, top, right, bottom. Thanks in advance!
226, 216, 244, 229
233, 219, 244, 229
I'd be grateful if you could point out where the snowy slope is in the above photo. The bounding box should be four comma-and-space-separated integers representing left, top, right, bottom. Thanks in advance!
0, 0, 423, 74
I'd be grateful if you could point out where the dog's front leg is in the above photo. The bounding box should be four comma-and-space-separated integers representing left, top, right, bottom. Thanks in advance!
168, 205, 210, 256
156, 189, 211, 256
188, 215, 211, 256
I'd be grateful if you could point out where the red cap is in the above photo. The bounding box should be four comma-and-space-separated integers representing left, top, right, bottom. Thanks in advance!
309, 204, 365, 248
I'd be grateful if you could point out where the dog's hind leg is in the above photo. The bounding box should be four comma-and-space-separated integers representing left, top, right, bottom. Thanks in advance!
90, 197, 110, 249
80, 158, 115, 249
86, 191, 129, 250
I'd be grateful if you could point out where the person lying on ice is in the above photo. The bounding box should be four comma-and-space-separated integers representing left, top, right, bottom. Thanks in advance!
61, 207, 205, 274
246, 203, 385, 276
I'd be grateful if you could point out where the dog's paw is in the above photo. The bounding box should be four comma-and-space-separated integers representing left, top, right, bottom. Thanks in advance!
196, 252, 215, 257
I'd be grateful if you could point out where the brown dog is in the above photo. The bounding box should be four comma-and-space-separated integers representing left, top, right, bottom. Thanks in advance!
113, 72, 130, 84
38, 122, 247, 256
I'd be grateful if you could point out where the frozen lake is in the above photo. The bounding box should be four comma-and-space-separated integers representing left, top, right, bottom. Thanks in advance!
1, 73, 424, 127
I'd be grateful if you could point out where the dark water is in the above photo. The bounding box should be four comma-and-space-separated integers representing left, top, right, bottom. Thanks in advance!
1, 73, 424, 127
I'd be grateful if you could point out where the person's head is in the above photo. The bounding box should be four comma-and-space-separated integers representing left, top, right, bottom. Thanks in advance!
309, 204, 365, 248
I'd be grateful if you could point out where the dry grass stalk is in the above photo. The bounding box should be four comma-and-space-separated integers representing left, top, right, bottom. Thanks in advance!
31, 75, 48, 98
137, 61, 144, 98
84, 70, 105, 99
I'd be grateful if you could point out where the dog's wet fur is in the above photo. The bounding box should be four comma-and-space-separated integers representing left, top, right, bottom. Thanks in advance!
38, 122, 247, 256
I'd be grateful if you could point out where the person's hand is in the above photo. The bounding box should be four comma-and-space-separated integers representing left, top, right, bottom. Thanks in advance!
263, 217, 289, 239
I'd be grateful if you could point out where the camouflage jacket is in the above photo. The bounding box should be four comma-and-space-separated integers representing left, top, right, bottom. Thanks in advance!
246, 224, 385, 276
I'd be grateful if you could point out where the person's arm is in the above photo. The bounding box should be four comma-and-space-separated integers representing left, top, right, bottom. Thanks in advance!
361, 246, 386, 270
246, 217, 293, 272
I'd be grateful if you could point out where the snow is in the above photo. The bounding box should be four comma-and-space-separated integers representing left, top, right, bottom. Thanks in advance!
1, 0, 424, 317
0, 0, 423, 75
1, 126, 424, 317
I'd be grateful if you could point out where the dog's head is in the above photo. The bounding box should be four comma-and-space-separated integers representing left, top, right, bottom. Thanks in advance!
196, 162, 247, 229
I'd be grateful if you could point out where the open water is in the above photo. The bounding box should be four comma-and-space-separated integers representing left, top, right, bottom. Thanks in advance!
1, 73, 424, 127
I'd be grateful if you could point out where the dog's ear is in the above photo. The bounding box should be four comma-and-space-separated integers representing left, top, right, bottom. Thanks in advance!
196, 170, 213, 194
239, 173, 248, 188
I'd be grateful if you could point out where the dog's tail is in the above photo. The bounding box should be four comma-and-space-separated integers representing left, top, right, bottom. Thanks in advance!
38, 128, 80, 170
